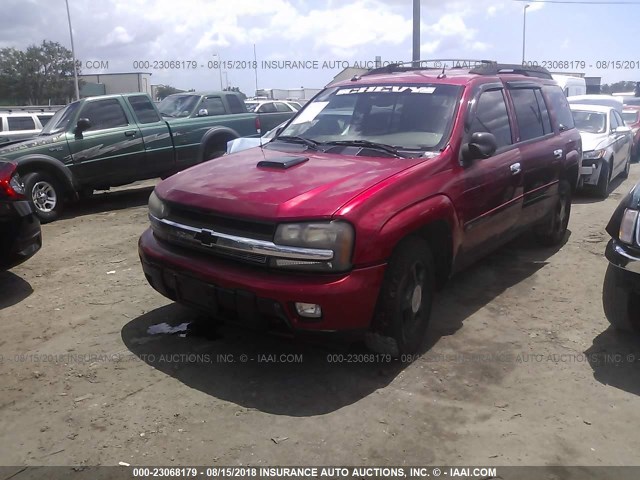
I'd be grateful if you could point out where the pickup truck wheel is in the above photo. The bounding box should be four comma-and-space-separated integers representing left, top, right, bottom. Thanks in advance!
365, 236, 434, 357
595, 159, 611, 198
203, 142, 227, 162
602, 264, 640, 332
534, 180, 571, 246
23, 172, 64, 223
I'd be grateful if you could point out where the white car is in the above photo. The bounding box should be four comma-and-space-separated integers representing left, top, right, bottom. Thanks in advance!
0, 111, 56, 146
568, 95, 623, 113
244, 100, 298, 113
226, 122, 286, 154
571, 104, 633, 197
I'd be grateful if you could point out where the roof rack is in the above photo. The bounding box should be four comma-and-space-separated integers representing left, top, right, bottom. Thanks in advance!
361, 59, 497, 77
469, 63, 553, 79
0, 105, 63, 113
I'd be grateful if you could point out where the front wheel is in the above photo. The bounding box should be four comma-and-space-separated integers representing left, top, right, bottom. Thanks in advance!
595, 160, 611, 198
23, 172, 64, 223
602, 264, 640, 332
365, 236, 435, 356
621, 151, 631, 179
534, 180, 571, 246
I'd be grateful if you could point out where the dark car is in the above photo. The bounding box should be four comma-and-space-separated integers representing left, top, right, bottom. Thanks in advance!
139, 61, 582, 355
0, 161, 42, 270
603, 181, 640, 330
622, 106, 640, 161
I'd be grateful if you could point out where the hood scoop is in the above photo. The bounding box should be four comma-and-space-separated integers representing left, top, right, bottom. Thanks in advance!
257, 156, 309, 169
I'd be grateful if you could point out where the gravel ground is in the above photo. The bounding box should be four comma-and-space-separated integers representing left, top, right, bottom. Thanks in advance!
1, 168, 639, 469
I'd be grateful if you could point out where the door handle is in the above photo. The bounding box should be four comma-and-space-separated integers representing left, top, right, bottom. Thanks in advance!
124, 130, 137, 137
510, 163, 522, 175
553, 149, 563, 159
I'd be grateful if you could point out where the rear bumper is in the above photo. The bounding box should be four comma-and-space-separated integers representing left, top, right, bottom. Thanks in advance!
138, 228, 387, 334
0, 200, 42, 270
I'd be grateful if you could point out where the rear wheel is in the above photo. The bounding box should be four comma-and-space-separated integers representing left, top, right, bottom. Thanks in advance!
365, 236, 435, 356
202, 139, 230, 162
23, 172, 64, 223
595, 159, 611, 198
602, 264, 640, 332
534, 180, 571, 246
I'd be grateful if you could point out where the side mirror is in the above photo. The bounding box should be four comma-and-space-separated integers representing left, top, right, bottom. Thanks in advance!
197, 109, 209, 117
75, 118, 91, 137
461, 132, 497, 163
615, 125, 631, 134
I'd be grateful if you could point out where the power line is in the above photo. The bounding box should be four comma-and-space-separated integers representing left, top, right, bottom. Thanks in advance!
513, 0, 640, 4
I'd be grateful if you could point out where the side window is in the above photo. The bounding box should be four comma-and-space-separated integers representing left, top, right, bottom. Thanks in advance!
510, 88, 545, 142
274, 102, 292, 112
469, 89, 512, 149
543, 85, 575, 131
80, 99, 129, 131
258, 102, 277, 113
200, 97, 226, 116
8, 116, 36, 131
613, 110, 625, 128
129, 95, 161, 124
225, 95, 245, 114
534, 90, 552, 135
610, 111, 619, 130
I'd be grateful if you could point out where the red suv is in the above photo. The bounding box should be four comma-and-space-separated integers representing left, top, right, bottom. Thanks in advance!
138, 61, 581, 355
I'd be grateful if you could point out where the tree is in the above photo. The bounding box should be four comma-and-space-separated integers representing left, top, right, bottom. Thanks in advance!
223, 86, 247, 100
155, 85, 184, 100
601, 81, 637, 95
0, 40, 79, 105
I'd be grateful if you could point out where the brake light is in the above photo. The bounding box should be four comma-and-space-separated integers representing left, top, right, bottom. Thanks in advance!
255, 116, 261, 134
0, 163, 26, 200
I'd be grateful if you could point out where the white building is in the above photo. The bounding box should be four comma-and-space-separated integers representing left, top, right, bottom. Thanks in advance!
79, 72, 153, 97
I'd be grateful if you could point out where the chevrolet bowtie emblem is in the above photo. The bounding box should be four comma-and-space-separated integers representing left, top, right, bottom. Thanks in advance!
194, 229, 217, 247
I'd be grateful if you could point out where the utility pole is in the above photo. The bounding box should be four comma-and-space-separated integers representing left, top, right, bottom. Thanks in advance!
412, 0, 420, 67
522, 4, 530, 64
65, 0, 80, 100
253, 44, 259, 93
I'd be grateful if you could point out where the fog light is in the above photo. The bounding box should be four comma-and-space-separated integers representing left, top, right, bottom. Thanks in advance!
295, 302, 322, 318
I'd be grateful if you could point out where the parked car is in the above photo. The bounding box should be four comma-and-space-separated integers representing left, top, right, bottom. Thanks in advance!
244, 100, 298, 130
226, 121, 288, 154
0, 93, 260, 222
0, 161, 42, 270
612, 84, 640, 106
571, 104, 633, 197
552, 74, 586, 97
0, 111, 56, 147
138, 62, 581, 356
603, 180, 640, 330
622, 106, 640, 161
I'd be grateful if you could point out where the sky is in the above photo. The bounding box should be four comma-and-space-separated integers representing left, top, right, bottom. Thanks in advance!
1, 0, 639, 95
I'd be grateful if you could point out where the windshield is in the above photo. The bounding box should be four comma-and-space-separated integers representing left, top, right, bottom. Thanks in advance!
245, 102, 258, 112
276, 84, 462, 151
572, 111, 606, 134
157, 95, 200, 117
622, 111, 639, 124
40, 101, 81, 135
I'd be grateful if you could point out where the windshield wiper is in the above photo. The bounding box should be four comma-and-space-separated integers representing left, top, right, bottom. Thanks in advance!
275, 135, 320, 150
323, 140, 405, 158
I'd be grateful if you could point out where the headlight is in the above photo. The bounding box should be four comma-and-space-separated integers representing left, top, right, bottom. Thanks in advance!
619, 209, 639, 245
148, 190, 169, 219
583, 149, 605, 160
273, 221, 354, 271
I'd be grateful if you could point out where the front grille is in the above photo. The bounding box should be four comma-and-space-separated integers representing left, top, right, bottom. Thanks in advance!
167, 202, 276, 242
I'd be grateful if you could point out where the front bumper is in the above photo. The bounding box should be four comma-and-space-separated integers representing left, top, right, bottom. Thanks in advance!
0, 200, 42, 270
605, 239, 640, 276
579, 159, 605, 187
138, 229, 387, 334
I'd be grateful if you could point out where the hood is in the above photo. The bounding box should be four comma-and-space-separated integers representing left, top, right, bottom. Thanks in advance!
156, 146, 427, 220
0, 133, 67, 158
579, 132, 611, 152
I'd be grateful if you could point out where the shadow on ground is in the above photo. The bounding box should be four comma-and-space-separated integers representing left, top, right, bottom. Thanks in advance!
122, 231, 569, 416
0, 271, 33, 310
585, 327, 640, 397
61, 185, 154, 220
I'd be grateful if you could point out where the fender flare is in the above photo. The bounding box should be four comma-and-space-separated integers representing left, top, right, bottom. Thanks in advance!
198, 126, 241, 162
14, 154, 77, 194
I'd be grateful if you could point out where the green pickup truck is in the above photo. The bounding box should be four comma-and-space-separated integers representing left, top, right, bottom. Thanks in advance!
0, 92, 271, 222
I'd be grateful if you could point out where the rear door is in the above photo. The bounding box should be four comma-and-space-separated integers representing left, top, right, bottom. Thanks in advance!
126, 95, 174, 177
507, 83, 559, 228
458, 85, 523, 263
68, 97, 145, 185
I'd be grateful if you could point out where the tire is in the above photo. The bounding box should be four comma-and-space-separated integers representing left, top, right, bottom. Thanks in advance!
23, 172, 64, 223
202, 140, 228, 162
534, 180, 571, 246
595, 159, 611, 199
621, 151, 631, 179
365, 236, 435, 356
602, 264, 640, 332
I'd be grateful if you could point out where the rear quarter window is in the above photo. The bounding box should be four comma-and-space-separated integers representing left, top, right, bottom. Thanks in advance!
543, 85, 575, 131
7, 116, 36, 131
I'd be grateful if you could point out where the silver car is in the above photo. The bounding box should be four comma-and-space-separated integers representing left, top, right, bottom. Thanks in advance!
0, 110, 57, 146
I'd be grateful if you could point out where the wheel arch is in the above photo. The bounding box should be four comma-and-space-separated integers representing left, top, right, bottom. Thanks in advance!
198, 126, 241, 162
15, 155, 77, 197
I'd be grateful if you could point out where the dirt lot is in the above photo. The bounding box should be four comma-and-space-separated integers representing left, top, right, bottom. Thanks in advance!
1, 168, 640, 469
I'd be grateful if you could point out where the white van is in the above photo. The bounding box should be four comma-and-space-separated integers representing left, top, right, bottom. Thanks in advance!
552, 74, 587, 97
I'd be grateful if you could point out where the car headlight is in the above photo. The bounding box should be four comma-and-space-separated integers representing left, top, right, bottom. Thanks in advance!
148, 190, 169, 219
619, 209, 639, 245
273, 221, 354, 271
583, 149, 605, 160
